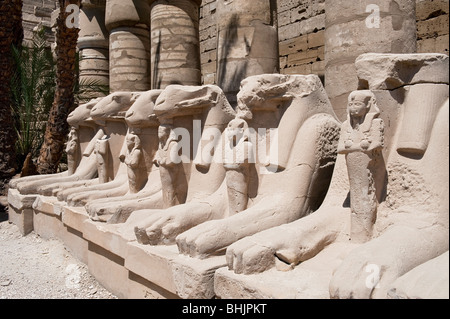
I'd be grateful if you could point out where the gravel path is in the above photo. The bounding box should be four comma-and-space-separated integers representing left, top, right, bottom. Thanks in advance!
0, 202, 117, 299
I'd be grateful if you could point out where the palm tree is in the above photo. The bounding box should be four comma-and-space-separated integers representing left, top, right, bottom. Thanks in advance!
37, 0, 82, 174
0, 0, 23, 194
11, 28, 56, 176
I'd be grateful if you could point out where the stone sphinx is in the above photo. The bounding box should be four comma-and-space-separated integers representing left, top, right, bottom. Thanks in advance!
221, 53, 449, 300
9, 97, 103, 195
131, 74, 341, 260
122, 84, 236, 244
49, 91, 141, 206
86, 89, 165, 224
176, 74, 341, 258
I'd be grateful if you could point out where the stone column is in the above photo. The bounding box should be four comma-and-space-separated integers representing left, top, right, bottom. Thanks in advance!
78, 0, 109, 96
149, 0, 202, 89
325, 0, 417, 121
105, 0, 151, 92
216, 0, 279, 106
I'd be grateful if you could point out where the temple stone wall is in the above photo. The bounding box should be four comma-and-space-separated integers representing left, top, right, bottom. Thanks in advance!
198, 0, 449, 87
22, 1, 449, 77
22, 0, 57, 46
416, 0, 449, 55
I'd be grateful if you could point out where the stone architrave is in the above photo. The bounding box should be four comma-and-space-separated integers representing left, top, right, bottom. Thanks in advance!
337, 90, 385, 243
325, 0, 417, 121
149, 0, 202, 89
216, 0, 279, 106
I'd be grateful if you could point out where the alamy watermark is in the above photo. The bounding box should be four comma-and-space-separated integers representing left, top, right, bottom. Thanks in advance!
65, 4, 80, 29
366, 4, 381, 29
365, 264, 381, 290
65, 264, 81, 289
156, 120, 280, 175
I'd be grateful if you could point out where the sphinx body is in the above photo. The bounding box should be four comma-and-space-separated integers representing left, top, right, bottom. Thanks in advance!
226, 54, 449, 299
130, 74, 341, 260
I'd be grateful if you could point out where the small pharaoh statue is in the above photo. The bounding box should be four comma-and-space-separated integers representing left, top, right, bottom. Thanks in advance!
338, 90, 385, 243
65, 127, 79, 176
223, 118, 254, 216
94, 136, 111, 184
155, 124, 187, 208
124, 132, 147, 194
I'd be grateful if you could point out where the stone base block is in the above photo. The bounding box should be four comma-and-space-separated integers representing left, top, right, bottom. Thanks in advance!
214, 243, 358, 299
32, 196, 65, 240
33, 197, 89, 264
61, 206, 91, 264
126, 243, 227, 299
7, 188, 36, 235
8, 206, 34, 236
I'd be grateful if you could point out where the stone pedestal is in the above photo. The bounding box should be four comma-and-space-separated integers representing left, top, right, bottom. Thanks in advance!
150, 0, 202, 89
7, 189, 35, 236
105, 0, 151, 92
215, 243, 358, 299
325, 0, 417, 121
32, 196, 89, 264
78, 0, 109, 95
216, 0, 279, 106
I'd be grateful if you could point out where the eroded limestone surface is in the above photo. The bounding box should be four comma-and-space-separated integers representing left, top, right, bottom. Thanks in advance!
7, 0, 449, 300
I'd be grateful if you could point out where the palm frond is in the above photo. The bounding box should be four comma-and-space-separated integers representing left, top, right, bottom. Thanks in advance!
10, 27, 56, 168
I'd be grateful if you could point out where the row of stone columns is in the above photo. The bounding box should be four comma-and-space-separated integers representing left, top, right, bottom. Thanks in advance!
78, 0, 280, 103
78, 0, 109, 89
78, 0, 203, 93
78, 0, 418, 119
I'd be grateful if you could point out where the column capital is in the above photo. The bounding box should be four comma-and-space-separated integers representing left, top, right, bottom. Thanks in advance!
105, 0, 150, 31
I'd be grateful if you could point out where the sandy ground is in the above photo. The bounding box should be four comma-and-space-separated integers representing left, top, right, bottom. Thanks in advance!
0, 199, 117, 299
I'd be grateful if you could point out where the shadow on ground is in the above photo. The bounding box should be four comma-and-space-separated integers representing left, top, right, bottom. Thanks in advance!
0, 203, 8, 223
